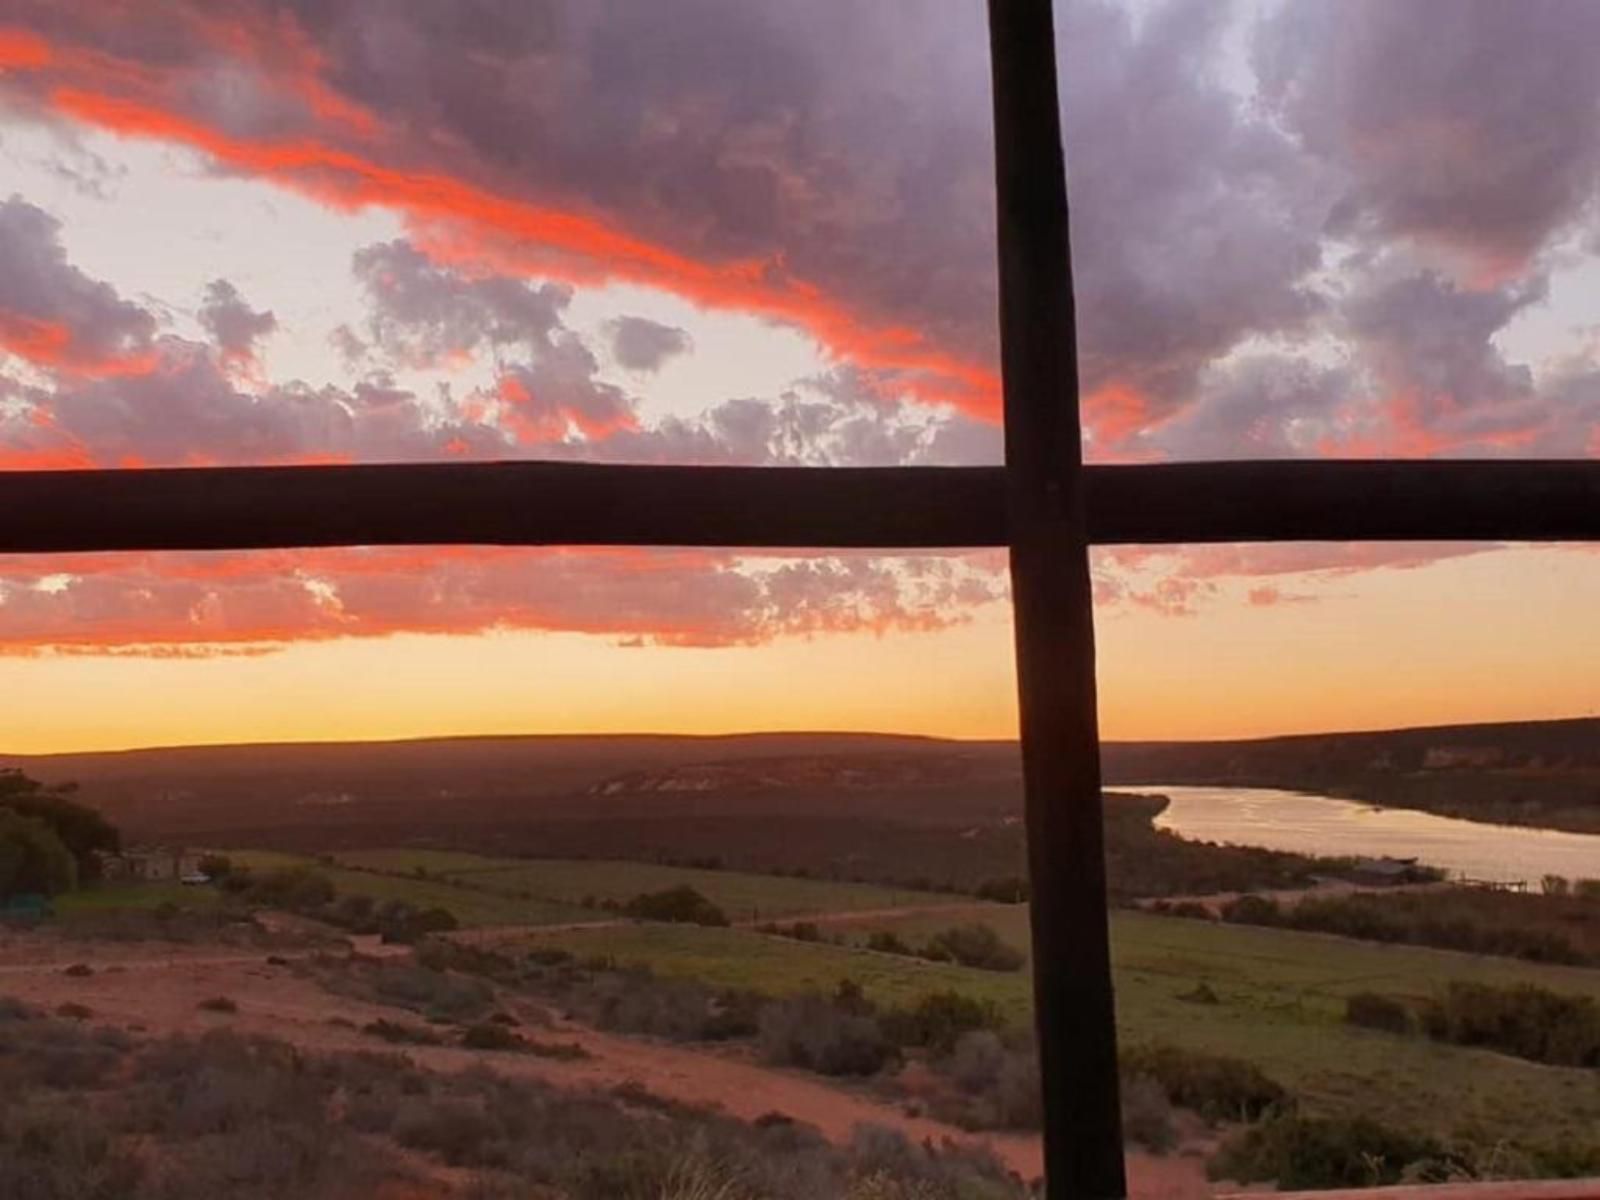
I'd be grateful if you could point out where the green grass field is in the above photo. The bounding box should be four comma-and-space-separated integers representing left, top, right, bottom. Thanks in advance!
224, 849, 593, 928
53, 882, 220, 917
516, 909, 1600, 1148
330, 848, 950, 922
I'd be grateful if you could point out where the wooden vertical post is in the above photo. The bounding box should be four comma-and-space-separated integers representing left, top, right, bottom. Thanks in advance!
986, 2, 1127, 1197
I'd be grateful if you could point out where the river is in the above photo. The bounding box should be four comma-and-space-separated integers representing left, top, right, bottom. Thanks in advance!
1149, 784, 1600, 887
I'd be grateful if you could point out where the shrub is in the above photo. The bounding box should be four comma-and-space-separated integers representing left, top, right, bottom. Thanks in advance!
623, 886, 729, 927
1219, 894, 1283, 926
974, 878, 1030, 904
867, 931, 914, 956
197, 996, 238, 1014
196, 854, 233, 880
55, 1002, 93, 1020
921, 925, 1025, 972
526, 946, 574, 967
0, 1102, 144, 1198
1120, 1043, 1287, 1123
1345, 992, 1412, 1035
932, 1030, 1042, 1131
1422, 981, 1600, 1067
1210, 1114, 1461, 1189
759, 995, 897, 1076
1121, 1075, 1178, 1153
460, 1021, 527, 1052
243, 866, 337, 912
330, 960, 493, 1022
63, 963, 94, 977
362, 1018, 443, 1046
880, 991, 1005, 1053
393, 1097, 502, 1167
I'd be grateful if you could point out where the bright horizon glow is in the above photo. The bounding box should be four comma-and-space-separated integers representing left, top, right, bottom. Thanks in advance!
7, 544, 1598, 756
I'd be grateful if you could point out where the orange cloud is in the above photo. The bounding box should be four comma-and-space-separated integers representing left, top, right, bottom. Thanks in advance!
0, 28, 49, 69
0, 311, 158, 377
8, 57, 1003, 418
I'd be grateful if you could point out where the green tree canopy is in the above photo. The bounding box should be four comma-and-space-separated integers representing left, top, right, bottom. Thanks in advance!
0, 769, 119, 880
0, 809, 76, 898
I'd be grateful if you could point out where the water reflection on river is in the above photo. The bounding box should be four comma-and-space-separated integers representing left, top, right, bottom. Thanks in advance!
1149, 785, 1600, 886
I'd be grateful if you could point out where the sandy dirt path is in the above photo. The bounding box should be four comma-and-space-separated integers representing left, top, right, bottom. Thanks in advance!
0, 937, 1211, 1198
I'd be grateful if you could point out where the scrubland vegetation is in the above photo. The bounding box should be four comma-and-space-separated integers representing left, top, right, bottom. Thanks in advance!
0, 998, 1026, 1200
1194, 886, 1600, 965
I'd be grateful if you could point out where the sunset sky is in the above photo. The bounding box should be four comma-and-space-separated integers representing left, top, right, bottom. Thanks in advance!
2, 0, 1599, 754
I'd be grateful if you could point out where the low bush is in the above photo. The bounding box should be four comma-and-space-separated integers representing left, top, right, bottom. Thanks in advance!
1345, 991, 1412, 1034
197, 996, 238, 1014
759, 995, 898, 1076
321, 959, 493, 1023
1218, 889, 1597, 966
880, 991, 1005, 1053
973, 877, 1030, 903
362, 1018, 443, 1046
866, 931, 914, 955
922, 925, 1026, 972
1121, 1075, 1178, 1153
1421, 981, 1600, 1067
1120, 1043, 1287, 1123
460, 1021, 526, 1052
929, 1030, 1042, 1131
623, 885, 729, 927
1210, 1114, 1463, 1189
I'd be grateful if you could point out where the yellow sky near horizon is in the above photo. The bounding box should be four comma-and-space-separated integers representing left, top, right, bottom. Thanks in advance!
7, 544, 1598, 756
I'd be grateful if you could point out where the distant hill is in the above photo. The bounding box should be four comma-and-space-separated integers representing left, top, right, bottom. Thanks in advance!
5, 715, 1597, 840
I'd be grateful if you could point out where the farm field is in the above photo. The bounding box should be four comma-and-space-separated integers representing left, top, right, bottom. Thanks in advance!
225, 849, 594, 928
330, 848, 955, 921
53, 881, 220, 917
515, 908, 1600, 1149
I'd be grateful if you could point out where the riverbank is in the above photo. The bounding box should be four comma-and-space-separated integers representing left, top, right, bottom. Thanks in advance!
1151, 785, 1600, 887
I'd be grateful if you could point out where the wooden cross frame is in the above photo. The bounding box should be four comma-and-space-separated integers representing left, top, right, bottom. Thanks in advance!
2, 3, 1598, 1196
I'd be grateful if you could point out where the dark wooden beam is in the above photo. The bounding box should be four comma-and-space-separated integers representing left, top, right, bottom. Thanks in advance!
0, 461, 1001, 554
988, 0, 1126, 1195
2, 459, 1600, 554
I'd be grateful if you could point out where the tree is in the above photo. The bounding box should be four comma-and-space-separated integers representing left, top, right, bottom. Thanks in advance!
0, 810, 76, 898
623, 885, 729, 926
0, 770, 118, 880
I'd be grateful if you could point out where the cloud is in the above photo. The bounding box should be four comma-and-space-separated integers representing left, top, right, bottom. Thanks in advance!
0, 546, 1004, 655
0, 194, 156, 375
606, 316, 691, 372
197, 279, 276, 371
0, 0, 1340, 439
1, 0, 1599, 653
1256, 0, 1600, 277
351, 238, 571, 368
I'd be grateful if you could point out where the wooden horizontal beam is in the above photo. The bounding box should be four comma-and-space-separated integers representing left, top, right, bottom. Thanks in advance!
1, 458, 1598, 554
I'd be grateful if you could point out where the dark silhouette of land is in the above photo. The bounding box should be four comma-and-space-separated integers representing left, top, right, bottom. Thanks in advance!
5, 716, 1598, 851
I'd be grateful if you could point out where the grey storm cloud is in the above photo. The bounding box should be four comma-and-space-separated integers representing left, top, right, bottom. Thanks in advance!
0, 195, 155, 368
197, 279, 277, 363
351, 239, 572, 366
290, 0, 1328, 427
1256, 0, 1600, 271
8, 1, 1600, 459
4, 0, 1600, 645
606, 316, 692, 372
